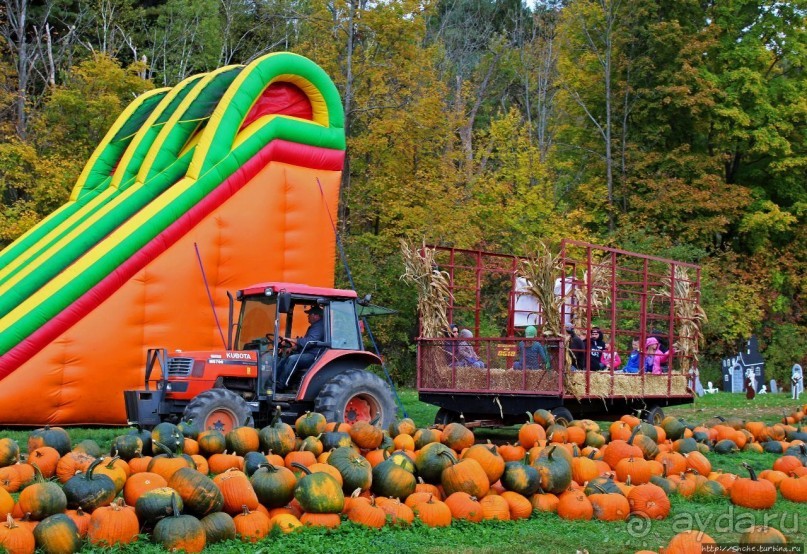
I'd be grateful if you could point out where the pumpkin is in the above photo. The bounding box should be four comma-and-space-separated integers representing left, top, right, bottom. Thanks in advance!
571, 455, 599, 485
372, 458, 416, 499
300, 512, 342, 529
665, 530, 716, 553
295, 411, 327, 438
0, 440, 20, 470
393, 434, 416, 452
225, 424, 260, 457
414, 478, 442, 500
285, 450, 317, 472
375, 497, 415, 526
300, 435, 324, 458
153, 493, 206, 553
183, 438, 200, 456
209, 451, 244, 475
178, 419, 200, 441
413, 428, 442, 450
533, 445, 573, 494
328, 447, 372, 493
730, 463, 777, 509
780, 473, 807, 503
498, 443, 527, 462
249, 463, 297, 509
441, 422, 475, 452
584, 474, 622, 496
258, 408, 297, 456
349, 415, 384, 450
499, 491, 532, 520
462, 442, 505, 484
197, 430, 227, 457
87, 499, 139, 547
91, 456, 128, 494
123, 472, 167, 507
529, 492, 559, 513
589, 492, 630, 521
17, 465, 67, 521
147, 441, 195, 482
615, 457, 652, 485
413, 495, 452, 527
232, 505, 270, 543
685, 451, 712, 476
740, 525, 788, 545
64, 507, 90, 539
151, 422, 183, 453
444, 492, 483, 522
627, 483, 670, 520
33, 513, 81, 554
127, 425, 153, 456
135, 487, 184, 527
387, 451, 417, 474
270, 513, 303, 533
389, 418, 417, 437
28, 427, 71, 457
0, 488, 13, 520
320, 430, 353, 452
54, 452, 94, 485
441, 454, 490, 498
773, 455, 804, 474
557, 489, 593, 521
63, 458, 117, 512
168, 467, 224, 517
500, 459, 540, 496
292, 463, 345, 514
127, 454, 153, 475
111, 435, 143, 461
200, 511, 237, 543
25, 447, 59, 480
0, 514, 35, 554
214, 469, 259, 515
346, 496, 386, 528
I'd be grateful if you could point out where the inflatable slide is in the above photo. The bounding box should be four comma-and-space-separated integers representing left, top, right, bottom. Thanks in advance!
0, 53, 345, 425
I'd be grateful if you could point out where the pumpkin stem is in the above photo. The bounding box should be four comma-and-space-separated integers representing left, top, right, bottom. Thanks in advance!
627, 426, 640, 445
84, 458, 104, 479
30, 462, 45, 483
152, 441, 172, 457
4, 513, 16, 529
742, 462, 758, 481
241, 505, 251, 516
438, 450, 458, 464
105, 455, 121, 468
290, 462, 312, 475
257, 462, 279, 473
170, 492, 181, 518
526, 411, 534, 424
271, 406, 282, 426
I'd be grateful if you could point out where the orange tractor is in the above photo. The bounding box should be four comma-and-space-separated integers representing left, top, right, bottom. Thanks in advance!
124, 282, 397, 432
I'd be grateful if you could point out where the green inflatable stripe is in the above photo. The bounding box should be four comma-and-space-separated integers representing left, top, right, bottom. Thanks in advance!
0, 90, 168, 271
0, 77, 207, 289
0, 69, 242, 321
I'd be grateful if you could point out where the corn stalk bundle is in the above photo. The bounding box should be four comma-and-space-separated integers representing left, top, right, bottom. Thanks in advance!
571, 260, 612, 327
517, 244, 565, 338
400, 239, 452, 338
653, 266, 707, 372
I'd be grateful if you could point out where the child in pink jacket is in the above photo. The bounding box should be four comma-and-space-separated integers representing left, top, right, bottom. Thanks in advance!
601, 343, 622, 370
644, 337, 671, 374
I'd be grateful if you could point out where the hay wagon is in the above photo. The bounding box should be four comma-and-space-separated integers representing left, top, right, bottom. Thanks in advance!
412, 241, 703, 425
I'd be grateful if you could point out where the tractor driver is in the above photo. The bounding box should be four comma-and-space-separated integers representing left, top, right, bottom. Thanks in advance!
276, 305, 326, 390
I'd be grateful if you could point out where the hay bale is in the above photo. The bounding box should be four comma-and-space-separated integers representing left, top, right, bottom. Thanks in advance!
613, 374, 644, 397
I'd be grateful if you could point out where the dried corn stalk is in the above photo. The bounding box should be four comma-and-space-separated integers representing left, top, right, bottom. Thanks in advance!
400, 239, 452, 338
517, 244, 565, 338
571, 260, 612, 327
653, 266, 707, 372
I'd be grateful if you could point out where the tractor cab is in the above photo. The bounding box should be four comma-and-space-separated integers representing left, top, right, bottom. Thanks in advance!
124, 282, 395, 432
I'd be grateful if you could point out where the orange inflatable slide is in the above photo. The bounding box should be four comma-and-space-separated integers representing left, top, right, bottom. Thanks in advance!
0, 53, 345, 425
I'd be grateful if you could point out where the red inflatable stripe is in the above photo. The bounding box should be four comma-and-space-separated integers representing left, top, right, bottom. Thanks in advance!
0, 140, 344, 378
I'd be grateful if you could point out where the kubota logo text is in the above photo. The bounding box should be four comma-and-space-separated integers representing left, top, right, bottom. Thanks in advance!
226, 353, 252, 360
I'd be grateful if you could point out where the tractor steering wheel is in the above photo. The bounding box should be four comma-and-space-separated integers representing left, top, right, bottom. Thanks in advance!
265, 333, 275, 342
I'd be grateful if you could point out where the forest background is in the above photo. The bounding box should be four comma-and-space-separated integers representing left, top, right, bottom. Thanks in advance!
0, 0, 804, 387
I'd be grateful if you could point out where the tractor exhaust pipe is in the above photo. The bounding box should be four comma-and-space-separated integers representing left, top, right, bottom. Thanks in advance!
227, 291, 234, 350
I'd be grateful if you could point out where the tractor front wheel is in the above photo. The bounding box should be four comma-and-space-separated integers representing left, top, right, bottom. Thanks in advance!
313, 369, 397, 428
183, 389, 253, 433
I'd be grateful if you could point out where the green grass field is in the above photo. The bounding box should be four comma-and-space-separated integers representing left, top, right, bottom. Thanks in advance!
2, 390, 805, 553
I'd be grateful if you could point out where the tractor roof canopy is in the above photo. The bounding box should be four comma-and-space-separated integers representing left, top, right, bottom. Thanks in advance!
238, 282, 358, 299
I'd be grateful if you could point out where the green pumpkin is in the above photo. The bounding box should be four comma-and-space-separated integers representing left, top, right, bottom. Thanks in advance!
380, 433, 395, 453
328, 447, 372, 493
128, 424, 153, 455
692, 431, 710, 443
295, 411, 327, 438
584, 474, 623, 496
585, 431, 606, 448
0, 438, 20, 468
762, 441, 784, 454
250, 463, 297, 508
33, 513, 81, 554
22, 466, 68, 519
387, 451, 416, 474
136, 487, 184, 526
388, 417, 416, 436
675, 437, 699, 453
292, 463, 345, 513
63, 458, 117, 512
201, 511, 236, 544
413, 428, 442, 450
72, 439, 102, 458
414, 442, 455, 484
153, 493, 206, 553
243, 452, 269, 477
371, 459, 416, 499
661, 417, 686, 441
635, 422, 658, 442
258, 408, 296, 456
28, 426, 71, 456
714, 440, 739, 454
178, 419, 200, 440
695, 479, 726, 499
111, 435, 143, 461
167, 468, 224, 518
501, 460, 540, 496
197, 430, 227, 456
785, 443, 807, 465
152, 422, 183, 452
532, 445, 572, 494
320, 431, 353, 451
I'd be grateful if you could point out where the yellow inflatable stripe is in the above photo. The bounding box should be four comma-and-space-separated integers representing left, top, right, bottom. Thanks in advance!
110, 77, 204, 190
137, 65, 242, 185
0, 174, 200, 334
70, 87, 171, 201
0, 188, 116, 282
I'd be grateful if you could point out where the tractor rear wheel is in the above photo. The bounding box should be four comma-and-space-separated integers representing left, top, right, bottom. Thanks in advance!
183, 389, 253, 433
313, 369, 397, 428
